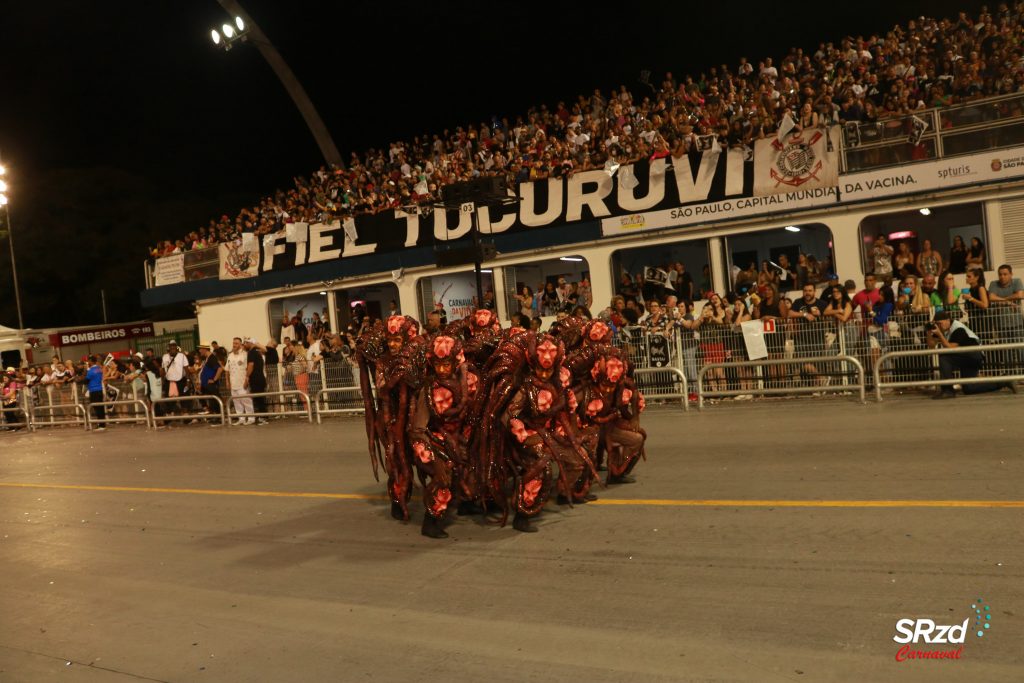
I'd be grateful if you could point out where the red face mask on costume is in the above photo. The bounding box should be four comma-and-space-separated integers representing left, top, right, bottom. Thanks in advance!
536, 340, 558, 369
606, 357, 625, 383
387, 315, 405, 335
432, 336, 455, 358
432, 386, 454, 414
588, 321, 611, 343
473, 310, 492, 329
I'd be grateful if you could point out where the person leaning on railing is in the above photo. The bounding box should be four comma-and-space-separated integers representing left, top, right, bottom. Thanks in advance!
963, 267, 992, 342
987, 264, 1024, 372
927, 311, 1017, 400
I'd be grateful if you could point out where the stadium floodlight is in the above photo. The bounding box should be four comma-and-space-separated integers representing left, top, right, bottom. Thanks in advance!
0, 180, 7, 193
785, 225, 801, 232
919, 208, 931, 216
235, 16, 245, 32
0, 164, 5, 175
211, 29, 221, 45
222, 24, 235, 39
0, 194, 7, 206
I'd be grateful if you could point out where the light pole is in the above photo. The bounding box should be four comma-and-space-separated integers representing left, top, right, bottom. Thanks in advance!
208, 2, 343, 168
0, 163, 24, 331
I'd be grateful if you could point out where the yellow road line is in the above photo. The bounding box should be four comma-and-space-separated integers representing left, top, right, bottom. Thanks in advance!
1, 482, 1022, 508
0, 482, 387, 500
589, 499, 1024, 508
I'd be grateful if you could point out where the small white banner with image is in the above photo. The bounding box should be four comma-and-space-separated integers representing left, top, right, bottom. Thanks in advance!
154, 253, 185, 286
754, 125, 839, 197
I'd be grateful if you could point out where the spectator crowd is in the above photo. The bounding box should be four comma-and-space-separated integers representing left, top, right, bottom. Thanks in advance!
600, 255, 1023, 399
0, 307, 375, 429
151, 4, 1024, 260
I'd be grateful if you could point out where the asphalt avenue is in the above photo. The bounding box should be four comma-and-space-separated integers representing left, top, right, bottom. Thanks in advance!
1, 395, 1022, 682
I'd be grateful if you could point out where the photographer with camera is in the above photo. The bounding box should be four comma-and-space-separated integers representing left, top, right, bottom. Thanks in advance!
927, 311, 1017, 399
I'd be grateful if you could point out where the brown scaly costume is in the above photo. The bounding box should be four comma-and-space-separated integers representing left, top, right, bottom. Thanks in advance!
355, 315, 421, 521
407, 333, 482, 538
572, 346, 647, 485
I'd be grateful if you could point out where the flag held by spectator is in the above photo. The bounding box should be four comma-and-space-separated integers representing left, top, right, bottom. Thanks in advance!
754, 125, 839, 197
776, 112, 796, 141
643, 266, 671, 289
619, 165, 640, 190
909, 116, 929, 145
342, 217, 358, 243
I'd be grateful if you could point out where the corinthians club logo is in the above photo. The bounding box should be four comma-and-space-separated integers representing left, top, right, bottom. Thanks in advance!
770, 130, 824, 188
223, 241, 256, 277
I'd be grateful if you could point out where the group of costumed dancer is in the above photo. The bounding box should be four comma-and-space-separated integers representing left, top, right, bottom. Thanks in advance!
356, 309, 647, 538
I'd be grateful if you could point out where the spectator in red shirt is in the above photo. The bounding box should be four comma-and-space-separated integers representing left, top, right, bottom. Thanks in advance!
852, 274, 882, 317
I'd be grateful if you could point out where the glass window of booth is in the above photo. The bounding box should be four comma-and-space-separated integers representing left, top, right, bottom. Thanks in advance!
334, 283, 401, 336
725, 224, 834, 295
503, 255, 591, 319
858, 202, 986, 278
268, 293, 328, 346
611, 239, 711, 305
416, 270, 495, 322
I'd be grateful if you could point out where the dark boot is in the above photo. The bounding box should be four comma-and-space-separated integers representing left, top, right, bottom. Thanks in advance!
556, 494, 571, 505
575, 492, 598, 503
512, 512, 538, 533
421, 515, 449, 539
390, 502, 405, 520
607, 473, 636, 484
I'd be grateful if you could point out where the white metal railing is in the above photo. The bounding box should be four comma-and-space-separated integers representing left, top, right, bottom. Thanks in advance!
632, 366, 689, 410
697, 355, 866, 410
226, 389, 312, 424
151, 395, 227, 426
873, 342, 1024, 402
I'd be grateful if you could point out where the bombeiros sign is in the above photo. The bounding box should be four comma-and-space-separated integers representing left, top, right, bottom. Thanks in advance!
49, 322, 155, 347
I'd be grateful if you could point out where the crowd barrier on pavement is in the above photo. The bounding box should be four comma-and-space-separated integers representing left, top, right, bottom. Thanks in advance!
697, 355, 866, 409
86, 399, 152, 429
0, 393, 33, 431
632, 367, 688, 410
151, 395, 226, 426
315, 387, 366, 422
29, 402, 88, 429
226, 390, 313, 423
873, 342, 1024, 401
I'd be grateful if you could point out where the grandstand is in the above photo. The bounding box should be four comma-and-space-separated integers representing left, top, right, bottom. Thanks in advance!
141, 4, 1024, 365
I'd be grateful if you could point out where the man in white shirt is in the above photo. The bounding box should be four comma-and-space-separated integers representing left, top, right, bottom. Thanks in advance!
226, 337, 254, 425
279, 313, 296, 348
161, 341, 189, 414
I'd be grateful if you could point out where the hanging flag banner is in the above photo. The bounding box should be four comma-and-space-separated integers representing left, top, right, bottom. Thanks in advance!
219, 240, 259, 280
153, 254, 185, 286
754, 125, 840, 197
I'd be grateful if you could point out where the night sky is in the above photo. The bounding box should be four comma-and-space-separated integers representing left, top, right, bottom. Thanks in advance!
0, 0, 977, 328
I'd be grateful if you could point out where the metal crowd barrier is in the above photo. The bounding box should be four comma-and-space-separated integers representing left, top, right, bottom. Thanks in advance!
29, 403, 88, 429
632, 366, 689, 410
151, 395, 227, 426
85, 399, 153, 429
315, 387, 365, 422
697, 355, 866, 410
0, 393, 33, 431
226, 390, 312, 424
873, 342, 1024, 402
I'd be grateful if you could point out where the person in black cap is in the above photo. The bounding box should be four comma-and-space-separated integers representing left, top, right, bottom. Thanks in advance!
927, 311, 1018, 399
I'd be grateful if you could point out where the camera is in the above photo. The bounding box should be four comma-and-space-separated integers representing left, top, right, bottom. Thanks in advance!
925, 322, 937, 331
